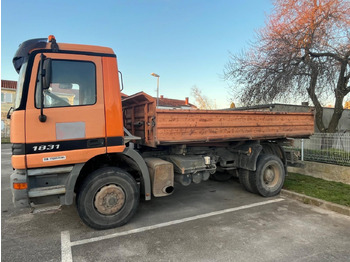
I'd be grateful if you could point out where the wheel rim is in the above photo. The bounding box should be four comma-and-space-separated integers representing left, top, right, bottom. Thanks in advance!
262, 164, 280, 188
94, 184, 125, 215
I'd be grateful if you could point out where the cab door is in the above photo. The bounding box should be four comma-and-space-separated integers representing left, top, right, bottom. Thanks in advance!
25, 53, 106, 168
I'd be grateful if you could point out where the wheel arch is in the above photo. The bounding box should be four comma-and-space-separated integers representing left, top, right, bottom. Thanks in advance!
69, 148, 151, 204
261, 141, 287, 172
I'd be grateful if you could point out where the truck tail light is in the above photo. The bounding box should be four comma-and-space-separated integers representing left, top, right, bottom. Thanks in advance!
13, 182, 28, 190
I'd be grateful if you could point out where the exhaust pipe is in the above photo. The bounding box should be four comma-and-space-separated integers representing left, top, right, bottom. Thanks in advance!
163, 186, 174, 194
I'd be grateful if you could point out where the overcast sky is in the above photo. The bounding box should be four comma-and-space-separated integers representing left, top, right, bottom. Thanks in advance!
1, 0, 273, 108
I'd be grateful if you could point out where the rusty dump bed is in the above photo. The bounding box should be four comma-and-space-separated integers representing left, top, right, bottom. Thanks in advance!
122, 92, 314, 148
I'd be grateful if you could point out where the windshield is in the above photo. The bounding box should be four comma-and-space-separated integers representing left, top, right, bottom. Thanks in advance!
14, 62, 27, 109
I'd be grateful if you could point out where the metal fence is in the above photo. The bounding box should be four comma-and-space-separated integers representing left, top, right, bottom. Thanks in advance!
291, 133, 350, 166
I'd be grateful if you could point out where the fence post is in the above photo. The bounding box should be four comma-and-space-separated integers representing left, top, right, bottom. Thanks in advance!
301, 139, 304, 161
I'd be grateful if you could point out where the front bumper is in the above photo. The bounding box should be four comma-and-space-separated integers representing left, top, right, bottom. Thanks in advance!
10, 169, 30, 207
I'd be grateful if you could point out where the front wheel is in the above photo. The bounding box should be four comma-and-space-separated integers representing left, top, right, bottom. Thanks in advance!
76, 167, 139, 230
249, 154, 285, 197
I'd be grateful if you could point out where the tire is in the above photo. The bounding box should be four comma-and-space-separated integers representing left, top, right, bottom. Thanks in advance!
210, 171, 232, 182
238, 169, 257, 193
249, 154, 285, 197
76, 167, 139, 230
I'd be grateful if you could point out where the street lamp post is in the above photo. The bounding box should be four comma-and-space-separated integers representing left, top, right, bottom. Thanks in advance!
151, 73, 160, 106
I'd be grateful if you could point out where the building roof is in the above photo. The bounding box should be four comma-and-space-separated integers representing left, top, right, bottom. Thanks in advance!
1, 80, 17, 90
122, 93, 196, 108
157, 95, 196, 108
120, 92, 128, 99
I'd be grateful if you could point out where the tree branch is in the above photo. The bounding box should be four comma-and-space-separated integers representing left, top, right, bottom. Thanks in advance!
308, 51, 344, 62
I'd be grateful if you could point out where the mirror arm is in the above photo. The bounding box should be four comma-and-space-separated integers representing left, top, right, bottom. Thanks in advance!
39, 53, 47, 122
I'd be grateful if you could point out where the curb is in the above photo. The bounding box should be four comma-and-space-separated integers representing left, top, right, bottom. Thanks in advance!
280, 189, 350, 217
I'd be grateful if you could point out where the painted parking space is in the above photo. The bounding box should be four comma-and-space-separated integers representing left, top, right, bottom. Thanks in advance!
61, 198, 284, 262
2, 145, 350, 262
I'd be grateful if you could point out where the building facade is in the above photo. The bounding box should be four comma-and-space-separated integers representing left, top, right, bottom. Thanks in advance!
1, 80, 17, 138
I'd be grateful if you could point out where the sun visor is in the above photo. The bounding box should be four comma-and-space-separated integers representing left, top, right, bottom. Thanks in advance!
12, 38, 47, 73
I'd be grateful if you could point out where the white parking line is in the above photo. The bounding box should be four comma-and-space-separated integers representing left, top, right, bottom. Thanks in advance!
61, 198, 284, 262
61, 231, 72, 262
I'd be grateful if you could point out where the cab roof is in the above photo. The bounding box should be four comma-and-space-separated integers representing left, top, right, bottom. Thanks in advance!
13, 37, 115, 73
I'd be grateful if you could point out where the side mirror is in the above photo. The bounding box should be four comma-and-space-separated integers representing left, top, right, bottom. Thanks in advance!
39, 54, 51, 122
7, 107, 14, 120
43, 58, 52, 89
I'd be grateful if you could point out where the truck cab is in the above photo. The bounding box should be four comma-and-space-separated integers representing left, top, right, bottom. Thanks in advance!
10, 36, 151, 229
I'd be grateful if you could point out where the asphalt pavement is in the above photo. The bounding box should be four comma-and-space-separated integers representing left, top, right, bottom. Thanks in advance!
1, 144, 350, 262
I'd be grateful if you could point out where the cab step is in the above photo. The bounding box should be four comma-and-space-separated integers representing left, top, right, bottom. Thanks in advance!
30, 204, 62, 214
28, 185, 66, 198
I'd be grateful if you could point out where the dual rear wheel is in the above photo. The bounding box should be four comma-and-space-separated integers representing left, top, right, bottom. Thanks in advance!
239, 154, 285, 197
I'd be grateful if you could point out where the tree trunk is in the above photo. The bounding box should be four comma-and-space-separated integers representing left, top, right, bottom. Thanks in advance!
327, 60, 349, 133
327, 92, 344, 133
307, 68, 326, 133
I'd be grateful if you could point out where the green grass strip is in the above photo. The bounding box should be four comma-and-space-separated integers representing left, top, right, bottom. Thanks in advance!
1, 137, 11, 144
284, 172, 350, 207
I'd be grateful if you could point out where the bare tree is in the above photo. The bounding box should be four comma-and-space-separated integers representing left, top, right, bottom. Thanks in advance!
224, 0, 350, 133
191, 86, 217, 109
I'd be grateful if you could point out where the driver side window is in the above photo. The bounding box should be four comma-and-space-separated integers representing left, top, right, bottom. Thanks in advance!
35, 60, 96, 108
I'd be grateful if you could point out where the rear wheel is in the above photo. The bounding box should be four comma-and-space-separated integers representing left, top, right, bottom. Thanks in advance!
76, 167, 139, 230
250, 154, 285, 197
238, 169, 257, 193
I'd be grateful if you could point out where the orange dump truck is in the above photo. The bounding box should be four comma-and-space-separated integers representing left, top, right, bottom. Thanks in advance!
9, 36, 314, 229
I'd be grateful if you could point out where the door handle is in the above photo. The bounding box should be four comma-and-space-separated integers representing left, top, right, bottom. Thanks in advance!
87, 138, 105, 148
